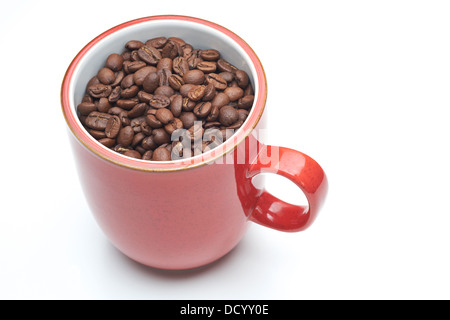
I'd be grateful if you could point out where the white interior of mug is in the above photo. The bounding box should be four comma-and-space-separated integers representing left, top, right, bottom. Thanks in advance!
69, 18, 259, 163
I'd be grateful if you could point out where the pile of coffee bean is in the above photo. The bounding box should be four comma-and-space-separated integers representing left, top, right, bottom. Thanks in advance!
77, 36, 254, 161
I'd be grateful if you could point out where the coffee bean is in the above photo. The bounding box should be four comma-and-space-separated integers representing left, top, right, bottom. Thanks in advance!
152, 147, 171, 161
211, 92, 230, 109
200, 49, 220, 61
88, 84, 112, 98
138, 45, 161, 65
117, 126, 134, 146
105, 53, 124, 72
126, 60, 147, 73
170, 95, 183, 117
116, 99, 137, 110
85, 112, 112, 130
121, 85, 139, 99
142, 72, 160, 93
134, 66, 157, 86
219, 105, 239, 126
142, 150, 154, 160
152, 128, 171, 145
127, 103, 147, 118
237, 95, 254, 109
97, 68, 115, 85
203, 83, 216, 101
206, 73, 227, 90
217, 59, 238, 73
183, 70, 205, 85
149, 95, 170, 109
146, 114, 163, 129
158, 68, 172, 86
125, 40, 144, 50
219, 71, 234, 83
88, 129, 107, 140
157, 58, 173, 71
124, 150, 142, 159
179, 112, 197, 129
193, 102, 212, 118
108, 86, 122, 103
164, 118, 183, 135
154, 85, 174, 97
98, 138, 116, 148
180, 84, 196, 97
168, 74, 184, 90
105, 115, 121, 138
235, 70, 249, 88
146, 37, 167, 49
188, 85, 206, 101
224, 86, 244, 101
173, 57, 189, 76
155, 108, 174, 124
77, 102, 97, 116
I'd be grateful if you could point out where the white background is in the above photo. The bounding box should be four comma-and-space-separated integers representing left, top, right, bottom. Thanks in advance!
1, 0, 449, 300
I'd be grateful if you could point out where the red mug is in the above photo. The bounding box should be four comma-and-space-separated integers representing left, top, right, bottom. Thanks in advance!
61, 15, 328, 270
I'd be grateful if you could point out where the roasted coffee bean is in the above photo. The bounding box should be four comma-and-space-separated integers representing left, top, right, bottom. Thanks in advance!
105, 115, 121, 138
149, 94, 170, 109
154, 85, 174, 97
203, 83, 216, 101
158, 68, 172, 86
146, 114, 163, 129
168, 74, 184, 90
125, 40, 144, 50
127, 60, 147, 73
179, 112, 197, 129
97, 98, 111, 113
219, 72, 234, 83
127, 103, 147, 118
124, 150, 142, 159
219, 105, 239, 126
237, 95, 254, 109
152, 147, 171, 161
180, 84, 196, 97
97, 68, 115, 85
108, 86, 122, 103
200, 49, 220, 61
121, 85, 139, 99
88, 129, 106, 140
197, 61, 217, 73
155, 108, 174, 124
117, 126, 134, 146
235, 70, 249, 88
183, 70, 205, 85
206, 73, 227, 90
164, 118, 183, 135
193, 102, 212, 118
138, 45, 161, 65
79, 36, 255, 161
211, 92, 230, 109
152, 128, 171, 145
98, 138, 116, 148
157, 58, 173, 71
182, 97, 196, 111
142, 150, 154, 160
161, 41, 179, 59
88, 84, 112, 98
142, 72, 160, 93
116, 99, 137, 110
105, 53, 124, 72
137, 91, 153, 103
224, 86, 244, 101
217, 59, 238, 73
77, 102, 97, 116
134, 66, 157, 86
121, 74, 135, 89
85, 112, 112, 130
173, 57, 189, 76
188, 85, 206, 101
146, 37, 167, 49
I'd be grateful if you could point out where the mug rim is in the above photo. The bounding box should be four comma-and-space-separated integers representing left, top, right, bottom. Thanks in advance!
61, 15, 267, 172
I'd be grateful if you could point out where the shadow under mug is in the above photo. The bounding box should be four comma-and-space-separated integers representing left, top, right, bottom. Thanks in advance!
61, 15, 328, 270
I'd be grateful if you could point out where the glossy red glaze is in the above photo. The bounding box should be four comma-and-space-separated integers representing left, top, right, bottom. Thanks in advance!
62, 16, 328, 270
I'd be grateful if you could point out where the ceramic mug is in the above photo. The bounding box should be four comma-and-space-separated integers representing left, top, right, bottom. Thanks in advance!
61, 15, 328, 270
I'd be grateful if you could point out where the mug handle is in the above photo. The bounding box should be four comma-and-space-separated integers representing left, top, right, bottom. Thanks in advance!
247, 144, 328, 232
